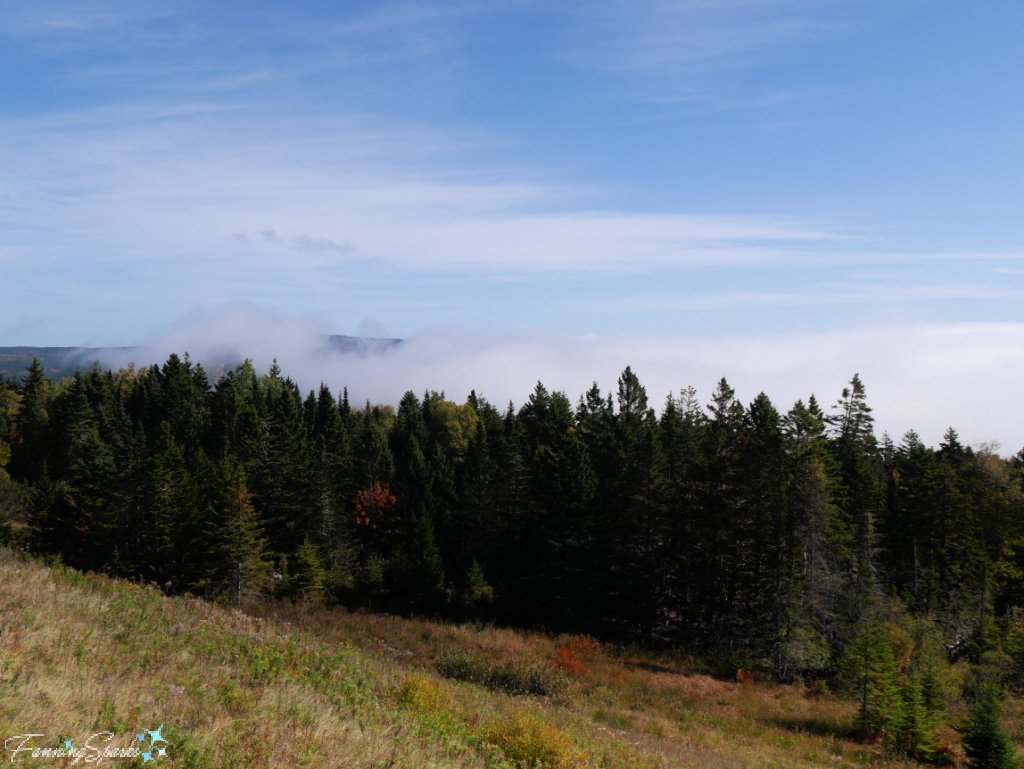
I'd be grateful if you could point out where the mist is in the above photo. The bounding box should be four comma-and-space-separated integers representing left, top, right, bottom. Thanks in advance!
92, 306, 1024, 454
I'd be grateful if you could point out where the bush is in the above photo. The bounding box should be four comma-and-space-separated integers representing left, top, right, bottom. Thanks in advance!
555, 647, 587, 676
436, 648, 489, 683
482, 710, 587, 769
400, 674, 454, 714
555, 636, 598, 676
436, 649, 563, 696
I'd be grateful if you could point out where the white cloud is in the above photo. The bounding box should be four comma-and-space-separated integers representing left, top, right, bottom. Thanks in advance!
99, 306, 1024, 453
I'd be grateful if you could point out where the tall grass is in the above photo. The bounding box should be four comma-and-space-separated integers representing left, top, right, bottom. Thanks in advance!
3, 549, 1020, 768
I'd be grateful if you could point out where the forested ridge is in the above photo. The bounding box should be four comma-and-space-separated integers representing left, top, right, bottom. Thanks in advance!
1, 354, 1022, 691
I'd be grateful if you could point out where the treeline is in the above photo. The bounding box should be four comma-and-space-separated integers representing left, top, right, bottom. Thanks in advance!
1, 355, 1022, 681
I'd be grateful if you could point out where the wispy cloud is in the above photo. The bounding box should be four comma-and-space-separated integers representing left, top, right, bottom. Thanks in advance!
609, 284, 1024, 313
565, 0, 860, 73
2, 2, 172, 36
253, 230, 355, 255
0, 105, 843, 275
1, 0, 1017, 351
2, 93, 1019, 348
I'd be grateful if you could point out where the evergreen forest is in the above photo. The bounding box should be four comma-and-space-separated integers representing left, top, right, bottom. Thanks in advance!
1, 355, 1023, 711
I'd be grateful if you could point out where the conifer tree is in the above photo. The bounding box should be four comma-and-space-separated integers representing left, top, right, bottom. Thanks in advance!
778, 396, 847, 676
6, 350, 1024, 689
406, 513, 445, 609
10, 357, 51, 479
464, 559, 495, 610
845, 619, 898, 737
211, 466, 270, 606
891, 662, 940, 760
959, 686, 1020, 769
697, 377, 746, 642
740, 392, 787, 651
292, 537, 325, 602
829, 375, 881, 620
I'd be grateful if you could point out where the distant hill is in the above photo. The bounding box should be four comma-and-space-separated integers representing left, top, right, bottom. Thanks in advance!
0, 346, 128, 381
0, 335, 402, 381
321, 334, 402, 353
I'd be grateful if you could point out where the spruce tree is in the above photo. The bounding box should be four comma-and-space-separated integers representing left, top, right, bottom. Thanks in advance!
0, 437, 19, 544
11, 357, 50, 479
959, 686, 1020, 769
291, 537, 325, 602
406, 513, 445, 610
891, 662, 940, 760
210, 466, 270, 606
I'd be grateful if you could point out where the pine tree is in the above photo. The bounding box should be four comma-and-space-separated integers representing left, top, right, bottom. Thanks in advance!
464, 559, 494, 610
10, 357, 51, 479
406, 513, 445, 610
779, 396, 847, 678
211, 467, 270, 606
845, 619, 899, 738
291, 537, 325, 602
959, 686, 1020, 769
868, 634, 902, 737
892, 663, 940, 760
828, 375, 881, 620
697, 377, 746, 644
0, 434, 20, 544
740, 392, 787, 654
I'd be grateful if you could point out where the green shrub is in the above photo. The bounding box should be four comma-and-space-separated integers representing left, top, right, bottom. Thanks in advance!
482, 710, 587, 769
435, 649, 562, 696
436, 648, 489, 683
487, 661, 558, 696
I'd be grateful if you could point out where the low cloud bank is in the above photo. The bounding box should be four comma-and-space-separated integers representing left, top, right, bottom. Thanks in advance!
94, 307, 1024, 453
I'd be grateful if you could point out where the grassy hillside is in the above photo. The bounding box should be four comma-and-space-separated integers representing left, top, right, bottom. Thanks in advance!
0, 550, 1019, 768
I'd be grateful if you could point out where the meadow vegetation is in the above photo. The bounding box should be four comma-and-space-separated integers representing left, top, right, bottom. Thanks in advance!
3, 550, 1021, 768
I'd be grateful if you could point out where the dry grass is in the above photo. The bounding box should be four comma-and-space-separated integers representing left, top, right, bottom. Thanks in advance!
0, 551, 468, 768
2, 550, 1021, 768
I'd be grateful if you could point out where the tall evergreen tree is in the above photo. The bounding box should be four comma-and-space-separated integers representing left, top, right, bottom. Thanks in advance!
959, 686, 1020, 769
208, 465, 270, 606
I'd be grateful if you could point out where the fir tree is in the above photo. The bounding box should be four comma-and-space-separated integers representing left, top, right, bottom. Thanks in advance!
406, 513, 445, 609
891, 663, 940, 760
959, 686, 1020, 769
212, 467, 270, 606
464, 559, 494, 609
291, 537, 325, 602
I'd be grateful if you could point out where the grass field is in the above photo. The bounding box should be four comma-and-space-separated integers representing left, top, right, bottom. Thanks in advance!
0, 549, 1019, 768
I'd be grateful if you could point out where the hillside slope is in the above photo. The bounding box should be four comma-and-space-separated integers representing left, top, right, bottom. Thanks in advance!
1, 550, 1011, 768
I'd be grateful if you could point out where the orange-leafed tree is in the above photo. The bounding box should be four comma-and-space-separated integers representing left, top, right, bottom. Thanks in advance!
354, 480, 399, 537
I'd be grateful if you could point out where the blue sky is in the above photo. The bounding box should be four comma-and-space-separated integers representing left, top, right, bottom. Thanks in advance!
3, 1, 1024, 445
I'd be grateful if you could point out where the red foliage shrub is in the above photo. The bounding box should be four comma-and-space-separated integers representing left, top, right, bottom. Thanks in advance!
568, 636, 599, 657
555, 647, 588, 676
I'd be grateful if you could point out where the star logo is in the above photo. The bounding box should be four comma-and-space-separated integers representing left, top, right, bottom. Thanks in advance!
137, 733, 146, 742
146, 725, 167, 745
155, 746, 167, 757
142, 751, 153, 762
64, 740, 74, 751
